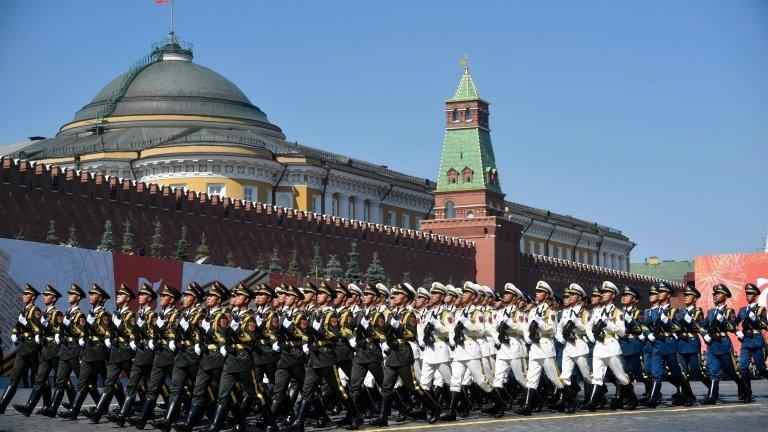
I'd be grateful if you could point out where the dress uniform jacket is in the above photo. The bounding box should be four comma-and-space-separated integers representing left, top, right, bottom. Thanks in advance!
335, 306, 355, 364
420, 306, 452, 364
307, 306, 340, 368
525, 303, 558, 360
734, 303, 768, 349
59, 306, 87, 361
384, 307, 419, 367
153, 306, 182, 367
198, 306, 230, 371
175, 305, 205, 367
618, 306, 644, 356
13, 303, 43, 357
675, 305, 705, 354
641, 307, 656, 354
494, 304, 528, 360
40, 305, 63, 361
450, 306, 484, 361
557, 305, 590, 357
223, 308, 258, 373
252, 305, 280, 367
276, 306, 308, 369
109, 306, 138, 363
702, 305, 737, 356
352, 306, 386, 364
588, 304, 626, 359
82, 306, 112, 362
134, 306, 157, 366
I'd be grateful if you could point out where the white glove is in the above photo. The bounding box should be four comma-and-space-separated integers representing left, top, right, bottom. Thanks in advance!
87, 314, 95, 325
54, 333, 61, 345
112, 314, 121, 327
137, 317, 145, 327
360, 316, 370, 329
272, 341, 281, 352
684, 314, 692, 324
523, 334, 532, 345
156, 317, 166, 328
148, 340, 156, 350
169, 340, 177, 351
105, 338, 112, 348
130, 341, 138, 351
736, 330, 745, 339
624, 313, 632, 323
11, 334, 18, 344
255, 316, 264, 327
716, 313, 724, 323
78, 338, 85, 347
282, 318, 292, 328
389, 317, 400, 329
555, 333, 565, 344
349, 338, 357, 349
703, 334, 712, 343
660, 313, 669, 323
219, 346, 228, 356
647, 333, 656, 342
194, 344, 201, 355
231, 320, 240, 331
601, 314, 610, 324
40, 317, 49, 327
638, 334, 646, 342
381, 342, 390, 354
63, 317, 71, 326
302, 344, 309, 354
493, 335, 501, 346
201, 319, 211, 332
180, 318, 189, 331
18, 314, 27, 326
312, 320, 321, 331
34, 334, 41, 344
749, 311, 757, 321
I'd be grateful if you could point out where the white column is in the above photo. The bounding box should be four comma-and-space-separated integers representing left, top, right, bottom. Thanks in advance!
323, 192, 334, 216
338, 193, 349, 218
354, 197, 365, 221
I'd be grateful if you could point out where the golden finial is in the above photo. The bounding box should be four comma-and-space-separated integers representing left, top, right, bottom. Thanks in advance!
459, 55, 469, 73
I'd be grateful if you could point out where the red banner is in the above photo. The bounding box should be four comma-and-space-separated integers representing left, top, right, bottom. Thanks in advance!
112, 253, 183, 308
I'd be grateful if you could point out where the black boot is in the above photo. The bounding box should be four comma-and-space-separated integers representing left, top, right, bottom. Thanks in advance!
487, 388, 506, 418
0, 380, 19, 414
203, 404, 228, 432
561, 385, 577, 414
127, 397, 156, 429
37, 388, 65, 417
679, 380, 695, 407
738, 377, 752, 403
256, 398, 278, 432
646, 382, 662, 408
152, 398, 181, 432
418, 389, 441, 424
58, 389, 88, 419
608, 384, 624, 410
342, 396, 364, 430
514, 388, 538, 416
173, 402, 202, 432
439, 391, 460, 421
86, 389, 113, 423
286, 399, 310, 432
369, 394, 391, 427
107, 395, 135, 426
584, 384, 606, 412
13, 387, 43, 417
701, 380, 719, 405
623, 384, 638, 410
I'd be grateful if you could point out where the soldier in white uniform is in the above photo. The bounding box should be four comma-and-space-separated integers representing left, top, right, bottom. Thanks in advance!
418, 283, 453, 399
584, 281, 638, 411
488, 283, 528, 408
516, 281, 577, 415
441, 282, 506, 420
554, 283, 592, 413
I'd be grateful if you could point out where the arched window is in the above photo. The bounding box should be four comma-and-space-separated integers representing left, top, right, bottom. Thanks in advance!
444, 201, 456, 218
466, 210, 475, 219
465, 107, 473, 121
447, 168, 458, 184
451, 108, 459, 122
462, 167, 474, 183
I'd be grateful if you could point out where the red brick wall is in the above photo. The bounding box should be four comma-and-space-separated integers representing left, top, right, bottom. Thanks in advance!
0, 157, 475, 285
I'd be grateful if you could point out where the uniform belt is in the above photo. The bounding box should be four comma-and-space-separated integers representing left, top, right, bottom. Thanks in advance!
117, 337, 130, 344
657, 332, 673, 337
711, 332, 727, 337
231, 343, 248, 350
745, 329, 762, 334
681, 333, 698, 337
283, 340, 302, 347
66, 337, 77, 342
206, 344, 219, 351
314, 341, 332, 347
19, 332, 34, 338
45, 336, 56, 342
90, 336, 104, 342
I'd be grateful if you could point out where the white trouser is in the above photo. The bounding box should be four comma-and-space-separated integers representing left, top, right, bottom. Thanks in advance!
481, 357, 494, 382
592, 355, 630, 386
493, 357, 527, 388
339, 368, 349, 386
451, 359, 492, 392
526, 357, 564, 389
559, 355, 593, 386
413, 359, 422, 384
420, 362, 452, 390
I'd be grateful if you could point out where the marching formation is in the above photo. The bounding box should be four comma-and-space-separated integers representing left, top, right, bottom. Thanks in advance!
1, 276, 766, 432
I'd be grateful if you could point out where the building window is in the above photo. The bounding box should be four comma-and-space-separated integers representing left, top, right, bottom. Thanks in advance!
276, 192, 293, 209
331, 194, 340, 216
466, 210, 475, 218
528, 239, 535, 254
402, 214, 410, 229
348, 197, 355, 219
465, 107, 472, 121
462, 167, 474, 183
212, 165, 221, 173
444, 201, 456, 218
199, 165, 207, 172
173, 166, 181, 173
415, 216, 422, 229
451, 108, 459, 122
186, 165, 194, 172
539, 242, 546, 255
207, 184, 224, 196
388, 210, 397, 226
243, 187, 255, 202
363, 201, 371, 221
312, 195, 322, 213
447, 168, 458, 184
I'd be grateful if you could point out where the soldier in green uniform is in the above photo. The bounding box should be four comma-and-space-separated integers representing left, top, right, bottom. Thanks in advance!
108, 283, 157, 426
128, 284, 182, 429
152, 283, 206, 431
12, 285, 61, 416
205, 280, 277, 432
86, 283, 138, 423
271, 283, 308, 424
172, 281, 230, 432
59, 283, 112, 420
370, 283, 441, 426
251, 282, 280, 388
0, 284, 43, 414
287, 281, 364, 432
37, 284, 86, 417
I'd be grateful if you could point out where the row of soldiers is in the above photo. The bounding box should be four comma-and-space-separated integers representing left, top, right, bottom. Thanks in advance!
1, 276, 766, 431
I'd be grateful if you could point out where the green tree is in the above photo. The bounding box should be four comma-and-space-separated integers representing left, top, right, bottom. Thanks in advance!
311, 242, 323, 278
325, 255, 343, 280
225, 250, 236, 268
422, 273, 434, 289
149, 219, 164, 258
286, 247, 300, 276
98, 219, 115, 252
364, 252, 387, 284
269, 246, 283, 273
66, 223, 79, 248
174, 224, 189, 261
120, 218, 134, 254
195, 232, 210, 261
255, 255, 265, 271
45, 220, 58, 244
344, 240, 361, 281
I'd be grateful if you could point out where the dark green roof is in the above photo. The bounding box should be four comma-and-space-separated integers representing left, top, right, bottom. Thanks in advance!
630, 260, 693, 283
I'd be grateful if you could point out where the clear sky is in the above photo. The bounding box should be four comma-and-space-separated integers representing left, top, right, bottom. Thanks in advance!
1, 1, 766, 262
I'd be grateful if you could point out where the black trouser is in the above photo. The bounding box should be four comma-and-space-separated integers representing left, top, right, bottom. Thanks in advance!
192, 367, 222, 406
146, 362, 174, 400
33, 356, 59, 392
75, 360, 106, 392
349, 361, 384, 403
126, 362, 153, 398
382, 363, 424, 397
217, 368, 270, 407
7, 351, 39, 391
103, 358, 132, 392
272, 364, 305, 410
168, 363, 199, 403
253, 362, 277, 389
300, 365, 350, 402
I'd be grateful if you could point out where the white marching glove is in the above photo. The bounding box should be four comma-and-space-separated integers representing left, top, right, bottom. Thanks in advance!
736, 330, 745, 339
349, 338, 357, 349
169, 340, 177, 351
231, 320, 240, 331
219, 346, 228, 356
130, 341, 138, 351
148, 340, 156, 350
194, 344, 202, 355
647, 333, 656, 342
389, 317, 400, 329
180, 318, 189, 331
624, 313, 632, 323
523, 334, 532, 345
703, 334, 712, 344
716, 313, 724, 323
555, 333, 565, 345
11, 334, 18, 345
312, 320, 321, 331
137, 317, 145, 327
255, 316, 264, 327
684, 314, 692, 324
34, 335, 41, 344
282, 318, 293, 328
112, 314, 121, 327
272, 341, 281, 352
201, 319, 211, 332
18, 314, 27, 326
87, 314, 95, 325
638, 334, 646, 342
381, 342, 390, 354
78, 338, 85, 347
63, 317, 71, 326
156, 317, 166, 328
749, 311, 757, 321
54, 333, 61, 345
660, 313, 669, 324
302, 344, 310, 354
40, 317, 49, 327
360, 316, 370, 329
105, 338, 112, 348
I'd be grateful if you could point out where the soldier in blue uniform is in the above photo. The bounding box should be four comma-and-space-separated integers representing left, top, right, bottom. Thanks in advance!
734, 283, 768, 401
645, 282, 695, 407
700, 284, 749, 405
674, 285, 710, 403
614, 285, 644, 409
639, 286, 658, 404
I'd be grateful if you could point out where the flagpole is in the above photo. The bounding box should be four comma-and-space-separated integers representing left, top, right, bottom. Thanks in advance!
170, 0, 174, 36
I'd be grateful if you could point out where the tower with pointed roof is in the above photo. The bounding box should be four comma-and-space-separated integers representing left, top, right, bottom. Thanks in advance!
435, 59, 505, 220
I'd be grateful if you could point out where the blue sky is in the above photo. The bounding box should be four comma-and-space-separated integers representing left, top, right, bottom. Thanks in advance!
1, 1, 766, 262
